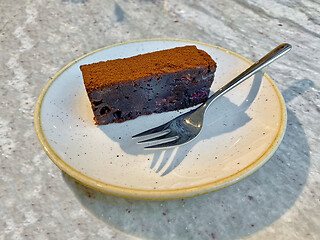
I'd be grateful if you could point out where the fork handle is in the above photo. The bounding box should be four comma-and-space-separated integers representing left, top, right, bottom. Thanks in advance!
200, 43, 292, 111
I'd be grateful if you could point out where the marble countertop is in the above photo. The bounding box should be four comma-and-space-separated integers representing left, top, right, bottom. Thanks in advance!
1, 0, 319, 239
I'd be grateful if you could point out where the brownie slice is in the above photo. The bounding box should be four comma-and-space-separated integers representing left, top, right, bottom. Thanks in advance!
80, 45, 216, 125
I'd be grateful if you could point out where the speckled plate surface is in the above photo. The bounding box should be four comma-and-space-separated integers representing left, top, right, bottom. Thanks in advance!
34, 39, 286, 200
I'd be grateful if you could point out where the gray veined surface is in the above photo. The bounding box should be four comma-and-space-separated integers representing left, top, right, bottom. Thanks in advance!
1, 0, 320, 239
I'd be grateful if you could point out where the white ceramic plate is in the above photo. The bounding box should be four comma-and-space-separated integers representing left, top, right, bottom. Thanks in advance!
34, 39, 286, 200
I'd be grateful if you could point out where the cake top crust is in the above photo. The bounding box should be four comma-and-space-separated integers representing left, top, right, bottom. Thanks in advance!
80, 45, 216, 94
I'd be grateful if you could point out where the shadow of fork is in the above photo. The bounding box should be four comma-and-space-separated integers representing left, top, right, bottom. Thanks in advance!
150, 71, 263, 176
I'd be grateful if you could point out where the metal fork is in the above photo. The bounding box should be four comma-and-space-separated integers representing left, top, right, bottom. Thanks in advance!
132, 43, 292, 149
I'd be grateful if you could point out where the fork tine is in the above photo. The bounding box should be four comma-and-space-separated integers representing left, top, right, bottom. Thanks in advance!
132, 123, 170, 139
138, 134, 179, 144
144, 137, 181, 149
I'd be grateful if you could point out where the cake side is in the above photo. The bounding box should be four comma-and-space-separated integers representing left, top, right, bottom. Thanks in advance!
80, 45, 216, 94
88, 66, 216, 125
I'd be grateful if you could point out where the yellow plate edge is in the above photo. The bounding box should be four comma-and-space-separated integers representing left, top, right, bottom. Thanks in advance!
34, 38, 287, 200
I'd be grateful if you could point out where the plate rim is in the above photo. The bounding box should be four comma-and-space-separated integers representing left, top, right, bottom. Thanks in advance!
34, 38, 287, 200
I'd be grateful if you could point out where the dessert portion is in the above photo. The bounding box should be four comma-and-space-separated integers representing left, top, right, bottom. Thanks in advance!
80, 45, 217, 125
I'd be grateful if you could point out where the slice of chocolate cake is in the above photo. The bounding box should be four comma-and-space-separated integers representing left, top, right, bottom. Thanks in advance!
80, 45, 216, 125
